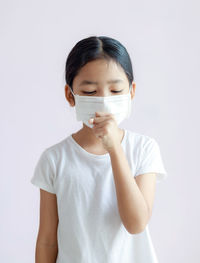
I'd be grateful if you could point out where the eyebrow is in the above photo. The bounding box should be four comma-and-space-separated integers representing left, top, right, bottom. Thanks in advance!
79, 79, 124, 86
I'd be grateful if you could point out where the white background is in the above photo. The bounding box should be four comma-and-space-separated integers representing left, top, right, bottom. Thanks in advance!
0, 0, 199, 262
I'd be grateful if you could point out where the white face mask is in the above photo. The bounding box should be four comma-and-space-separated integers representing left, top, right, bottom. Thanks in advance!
70, 86, 132, 128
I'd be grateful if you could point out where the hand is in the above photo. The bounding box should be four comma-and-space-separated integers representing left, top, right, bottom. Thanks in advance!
88, 111, 121, 153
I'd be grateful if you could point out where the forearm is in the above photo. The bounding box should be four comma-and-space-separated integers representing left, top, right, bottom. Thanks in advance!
35, 239, 58, 263
109, 144, 149, 234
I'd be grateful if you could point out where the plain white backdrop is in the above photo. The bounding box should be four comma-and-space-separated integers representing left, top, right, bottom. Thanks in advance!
0, 0, 199, 262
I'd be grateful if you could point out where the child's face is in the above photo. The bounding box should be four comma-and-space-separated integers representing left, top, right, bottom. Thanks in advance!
66, 59, 136, 106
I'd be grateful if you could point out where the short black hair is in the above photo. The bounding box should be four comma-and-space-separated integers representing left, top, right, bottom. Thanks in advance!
65, 35, 134, 91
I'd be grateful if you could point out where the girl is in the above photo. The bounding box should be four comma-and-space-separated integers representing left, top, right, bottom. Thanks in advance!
31, 36, 168, 263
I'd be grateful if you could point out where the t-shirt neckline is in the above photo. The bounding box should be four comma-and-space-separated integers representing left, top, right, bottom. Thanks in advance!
69, 129, 127, 159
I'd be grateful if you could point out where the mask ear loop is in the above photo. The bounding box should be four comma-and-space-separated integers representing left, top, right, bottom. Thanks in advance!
69, 86, 76, 97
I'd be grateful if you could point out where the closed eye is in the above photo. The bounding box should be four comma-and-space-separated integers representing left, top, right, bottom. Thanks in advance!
82, 90, 123, 94
111, 90, 123, 93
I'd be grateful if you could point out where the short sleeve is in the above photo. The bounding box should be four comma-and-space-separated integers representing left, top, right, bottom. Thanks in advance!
135, 138, 168, 183
30, 149, 56, 194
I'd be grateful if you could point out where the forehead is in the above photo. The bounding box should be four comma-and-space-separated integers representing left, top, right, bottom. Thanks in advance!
74, 59, 128, 85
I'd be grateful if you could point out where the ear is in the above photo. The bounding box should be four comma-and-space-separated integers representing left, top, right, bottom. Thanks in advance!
65, 84, 75, 107
131, 82, 136, 99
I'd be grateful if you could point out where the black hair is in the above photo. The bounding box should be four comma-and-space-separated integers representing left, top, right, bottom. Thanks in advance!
65, 35, 134, 91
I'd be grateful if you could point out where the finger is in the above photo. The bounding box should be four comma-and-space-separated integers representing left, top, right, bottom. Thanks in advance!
94, 112, 115, 123
93, 115, 110, 124
93, 127, 105, 138
95, 111, 111, 117
93, 119, 111, 128
88, 115, 110, 124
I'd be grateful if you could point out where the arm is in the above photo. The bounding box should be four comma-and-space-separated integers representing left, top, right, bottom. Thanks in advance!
35, 189, 59, 263
109, 144, 156, 234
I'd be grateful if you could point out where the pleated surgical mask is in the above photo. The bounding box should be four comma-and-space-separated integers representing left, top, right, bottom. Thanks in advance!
70, 85, 132, 128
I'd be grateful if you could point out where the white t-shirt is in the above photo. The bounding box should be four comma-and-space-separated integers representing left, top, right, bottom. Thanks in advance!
31, 129, 168, 263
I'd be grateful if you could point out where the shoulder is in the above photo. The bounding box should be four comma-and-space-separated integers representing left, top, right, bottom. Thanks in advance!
125, 129, 157, 148
41, 134, 72, 164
